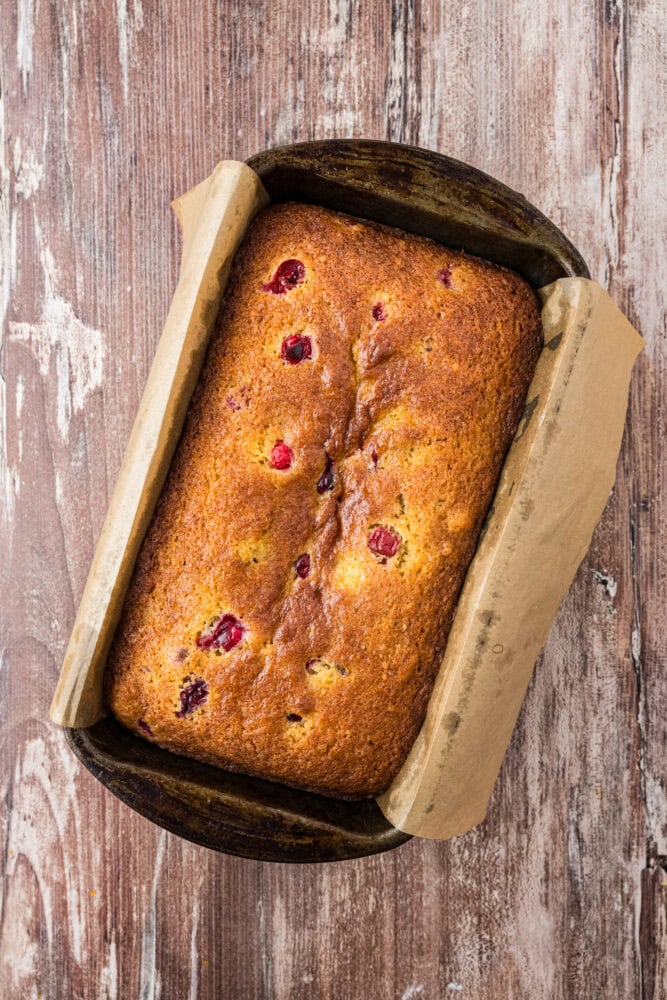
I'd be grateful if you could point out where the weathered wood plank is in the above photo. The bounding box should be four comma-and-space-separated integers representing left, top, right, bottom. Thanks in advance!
1, 1, 664, 998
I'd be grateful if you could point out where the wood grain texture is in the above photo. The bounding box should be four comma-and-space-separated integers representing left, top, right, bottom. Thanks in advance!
1, 1, 665, 997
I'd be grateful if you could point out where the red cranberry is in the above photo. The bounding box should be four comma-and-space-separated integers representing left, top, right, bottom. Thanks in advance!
226, 395, 242, 411
175, 678, 209, 718
262, 259, 305, 295
270, 440, 294, 470
437, 267, 453, 288
137, 719, 153, 736
305, 658, 318, 674
286, 712, 303, 723
281, 334, 312, 364
370, 447, 379, 469
294, 553, 311, 578
317, 454, 335, 493
368, 525, 401, 559
372, 302, 387, 321
196, 614, 245, 651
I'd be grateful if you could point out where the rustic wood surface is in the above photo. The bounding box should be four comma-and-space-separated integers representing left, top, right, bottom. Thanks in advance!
1, 1, 665, 997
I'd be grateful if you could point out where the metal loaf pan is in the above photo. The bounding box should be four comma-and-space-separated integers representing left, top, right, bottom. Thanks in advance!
66, 140, 588, 863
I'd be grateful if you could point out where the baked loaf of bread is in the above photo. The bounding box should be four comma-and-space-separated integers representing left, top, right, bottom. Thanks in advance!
106, 203, 542, 798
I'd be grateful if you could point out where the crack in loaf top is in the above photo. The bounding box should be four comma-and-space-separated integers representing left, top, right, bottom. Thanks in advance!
105, 202, 542, 798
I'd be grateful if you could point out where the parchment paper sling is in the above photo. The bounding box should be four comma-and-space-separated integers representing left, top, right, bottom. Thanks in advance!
50, 161, 643, 841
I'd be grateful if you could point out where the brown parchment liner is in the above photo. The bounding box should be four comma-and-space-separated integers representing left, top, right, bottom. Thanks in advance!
50, 161, 643, 840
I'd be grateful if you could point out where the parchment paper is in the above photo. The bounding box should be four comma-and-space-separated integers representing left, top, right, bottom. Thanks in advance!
378, 278, 643, 836
50, 161, 643, 840
50, 161, 269, 726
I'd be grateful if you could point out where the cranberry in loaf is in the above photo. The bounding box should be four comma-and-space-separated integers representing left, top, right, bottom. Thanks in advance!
105, 203, 542, 798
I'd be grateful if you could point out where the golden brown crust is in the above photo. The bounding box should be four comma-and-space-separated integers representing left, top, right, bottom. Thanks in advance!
105, 203, 542, 798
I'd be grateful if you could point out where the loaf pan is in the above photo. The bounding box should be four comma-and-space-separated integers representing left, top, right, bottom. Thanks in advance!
65, 140, 588, 863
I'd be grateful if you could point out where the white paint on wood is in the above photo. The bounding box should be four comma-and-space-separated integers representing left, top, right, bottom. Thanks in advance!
138, 830, 166, 1000
401, 985, 425, 999
301, 0, 359, 138
99, 937, 119, 1000
0, 381, 19, 530
134, 0, 144, 31
607, 0, 625, 284
514, 857, 557, 994
418, 6, 445, 151
2, 731, 83, 981
15, 373, 24, 420
16, 0, 35, 93
15, 373, 24, 462
621, 4, 667, 358
645, 774, 667, 856
0, 862, 39, 994
115, 0, 131, 102
0, 87, 19, 531
56, 4, 74, 142
631, 624, 642, 668
8, 220, 105, 441
0, 94, 17, 332
591, 569, 618, 601
269, 886, 289, 994
256, 873, 272, 993
187, 899, 200, 1000
114, 0, 144, 103
12, 139, 43, 200
55, 468, 64, 506
592, 569, 619, 617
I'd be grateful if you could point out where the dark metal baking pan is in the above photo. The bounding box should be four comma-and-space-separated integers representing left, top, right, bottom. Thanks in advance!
66, 139, 589, 864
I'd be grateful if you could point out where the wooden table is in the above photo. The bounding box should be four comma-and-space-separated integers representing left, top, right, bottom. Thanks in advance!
2, 2, 665, 997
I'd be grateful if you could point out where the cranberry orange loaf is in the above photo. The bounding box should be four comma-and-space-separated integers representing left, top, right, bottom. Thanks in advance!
105, 203, 542, 798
